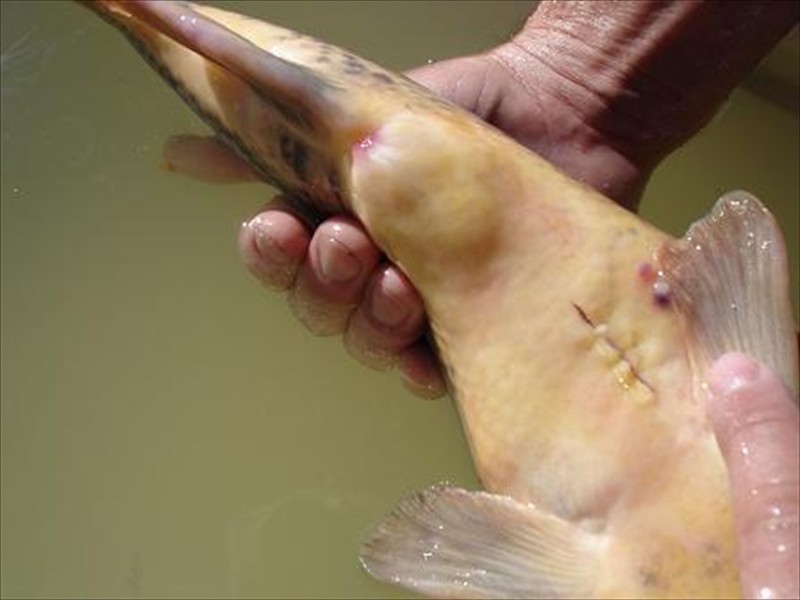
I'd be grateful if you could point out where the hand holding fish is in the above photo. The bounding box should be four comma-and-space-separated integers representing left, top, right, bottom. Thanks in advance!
707, 353, 799, 600
164, 0, 798, 399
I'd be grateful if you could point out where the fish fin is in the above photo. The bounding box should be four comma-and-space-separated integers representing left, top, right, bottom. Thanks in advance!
659, 190, 799, 395
360, 484, 601, 599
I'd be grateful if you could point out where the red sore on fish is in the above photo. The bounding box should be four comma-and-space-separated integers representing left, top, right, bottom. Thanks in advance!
353, 133, 377, 162
637, 262, 657, 283
638, 262, 671, 307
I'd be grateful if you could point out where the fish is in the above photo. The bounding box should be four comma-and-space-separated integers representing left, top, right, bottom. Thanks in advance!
80, 1, 799, 598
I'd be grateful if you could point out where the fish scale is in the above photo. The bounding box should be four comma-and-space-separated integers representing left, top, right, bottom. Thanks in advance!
80, 2, 798, 598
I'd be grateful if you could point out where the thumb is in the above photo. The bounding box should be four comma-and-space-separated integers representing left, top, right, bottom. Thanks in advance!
707, 352, 799, 600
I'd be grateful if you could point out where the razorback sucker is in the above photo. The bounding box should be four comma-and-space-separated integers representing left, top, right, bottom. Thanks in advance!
81, 2, 798, 598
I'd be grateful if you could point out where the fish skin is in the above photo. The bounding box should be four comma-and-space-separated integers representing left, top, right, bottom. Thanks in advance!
80, 2, 799, 598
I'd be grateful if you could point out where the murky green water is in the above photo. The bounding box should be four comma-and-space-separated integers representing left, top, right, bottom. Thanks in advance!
1, 1, 797, 598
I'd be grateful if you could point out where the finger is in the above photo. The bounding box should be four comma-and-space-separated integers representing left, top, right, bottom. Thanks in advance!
287, 215, 381, 336
239, 201, 311, 290
343, 264, 427, 369
707, 352, 799, 600
344, 265, 447, 399
163, 134, 260, 183
398, 342, 448, 400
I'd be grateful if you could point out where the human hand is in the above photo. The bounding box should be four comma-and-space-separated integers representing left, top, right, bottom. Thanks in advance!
707, 353, 799, 600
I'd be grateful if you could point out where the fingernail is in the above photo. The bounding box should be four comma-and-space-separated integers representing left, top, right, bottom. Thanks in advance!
369, 270, 410, 328
317, 236, 362, 282
247, 215, 293, 266
708, 352, 762, 396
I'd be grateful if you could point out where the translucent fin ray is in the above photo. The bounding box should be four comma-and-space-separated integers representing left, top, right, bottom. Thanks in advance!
659, 190, 798, 396
360, 484, 600, 599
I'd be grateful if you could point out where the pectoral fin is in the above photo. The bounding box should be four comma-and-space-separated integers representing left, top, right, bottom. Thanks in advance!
659, 190, 799, 396
359, 485, 601, 599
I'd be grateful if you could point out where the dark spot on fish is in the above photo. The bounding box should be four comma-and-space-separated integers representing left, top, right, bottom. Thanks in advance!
371, 72, 393, 84
342, 58, 367, 75
337, 52, 368, 74
254, 89, 317, 134
701, 542, 725, 577
279, 134, 308, 180
639, 567, 665, 590
327, 170, 342, 198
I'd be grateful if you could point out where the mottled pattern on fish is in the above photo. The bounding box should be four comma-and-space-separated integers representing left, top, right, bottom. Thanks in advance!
87, 0, 461, 224
82, 2, 798, 599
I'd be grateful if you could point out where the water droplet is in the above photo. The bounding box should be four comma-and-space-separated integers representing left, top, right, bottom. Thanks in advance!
757, 586, 774, 599
730, 302, 739, 312
776, 543, 787, 553
740, 442, 750, 457
765, 519, 791, 533
770, 505, 782, 517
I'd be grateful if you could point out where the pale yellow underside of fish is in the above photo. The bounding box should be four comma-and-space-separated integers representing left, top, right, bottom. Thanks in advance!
83, 2, 799, 598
